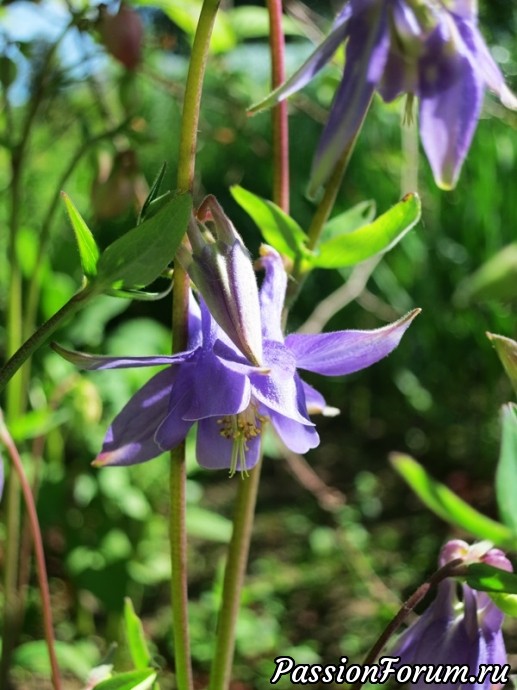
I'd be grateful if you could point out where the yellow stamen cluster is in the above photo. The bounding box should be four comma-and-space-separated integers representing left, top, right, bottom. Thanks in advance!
217, 405, 267, 477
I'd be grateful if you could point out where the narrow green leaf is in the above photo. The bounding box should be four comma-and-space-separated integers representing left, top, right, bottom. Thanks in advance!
466, 563, 517, 594
390, 453, 514, 547
138, 162, 167, 224
61, 192, 100, 279
312, 193, 421, 269
124, 599, 151, 671
230, 185, 308, 259
488, 333, 517, 395
496, 404, 517, 531
93, 669, 157, 690
95, 193, 192, 289
107, 285, 172, 301
320, 200, 376, 244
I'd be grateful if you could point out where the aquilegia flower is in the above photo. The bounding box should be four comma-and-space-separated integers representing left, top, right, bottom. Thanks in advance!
252, 0, 517, 191
391, 540, 512, 688
54, 246, 418, 474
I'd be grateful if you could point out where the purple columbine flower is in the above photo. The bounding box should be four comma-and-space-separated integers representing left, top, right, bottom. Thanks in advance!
252, 0, 517, 192
177, 195, 263, 367
54, 246, 418, 474
391, 540, 512, 689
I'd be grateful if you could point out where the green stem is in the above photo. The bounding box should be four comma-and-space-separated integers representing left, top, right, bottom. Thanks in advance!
266, 0, 289, 212
168, 444, 192, 690
349, 557, 465, 690
169, 2, 221, 689
208, 462, 263, 690
0, 412, 62, 690
0, 288, 95, 395
177, 0, 221, 193
285, 98, 371, 312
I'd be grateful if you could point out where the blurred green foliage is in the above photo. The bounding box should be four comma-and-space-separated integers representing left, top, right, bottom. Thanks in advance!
0, 1, 516, 688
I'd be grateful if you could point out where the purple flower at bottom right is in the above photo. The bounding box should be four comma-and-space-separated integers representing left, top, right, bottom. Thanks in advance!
390, 540, 512, 690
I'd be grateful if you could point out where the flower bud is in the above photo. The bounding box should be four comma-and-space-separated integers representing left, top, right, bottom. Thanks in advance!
99, 3, 143, 71
178, 196, 263, 366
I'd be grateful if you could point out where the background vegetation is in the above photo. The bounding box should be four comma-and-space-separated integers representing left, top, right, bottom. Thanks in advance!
0, 1, 516, 687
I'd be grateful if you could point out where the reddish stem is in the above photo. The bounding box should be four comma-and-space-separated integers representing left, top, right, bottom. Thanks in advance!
267, 0, 289, 213
0, 411, 61, 690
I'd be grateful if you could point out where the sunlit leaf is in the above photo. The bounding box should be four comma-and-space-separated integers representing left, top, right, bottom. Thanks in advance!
320, 200, 376, 244
496, 404, 517, 531
390, 453, 515, 547
488, 592, 517, 617
95, 193, 191, 289
231, 185, 308, 259
61, 192, 100, 279
92, 669, 157, 690
488, 333, 517, 395
466, 563, 517, 594
312, 193, 420, 268
133, 0, 235, 53
124, 599, 152, 671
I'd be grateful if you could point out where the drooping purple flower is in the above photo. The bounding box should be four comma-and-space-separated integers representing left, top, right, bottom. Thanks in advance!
252, 0, 517, 191
54, 246, 418, 474
177, 195, 263, 367
391, 540, 512, 690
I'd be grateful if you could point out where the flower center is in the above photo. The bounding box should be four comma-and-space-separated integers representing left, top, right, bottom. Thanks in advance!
217, 404, 267, 477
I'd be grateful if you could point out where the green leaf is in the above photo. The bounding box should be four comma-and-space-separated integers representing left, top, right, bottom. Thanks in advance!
61, 192, 100, 279
487, 333, 517, 395
93, 669, 157, 690
95, 193, 192, 289
312, 193, 421, 268
390, 453, 515, 547
138, 162, 167, 224
320, 200, 376, 244
107, 285, 172, 301
133, 0, 235, 53
124, 599, 152, 671
488, 592, 517, 617
496, 404, 517, 531
466, 563, 517, 594
230, 185, 308, 259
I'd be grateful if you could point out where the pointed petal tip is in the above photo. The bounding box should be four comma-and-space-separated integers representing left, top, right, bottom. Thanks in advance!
500, 86, 517, 111
91, 453, 113, 468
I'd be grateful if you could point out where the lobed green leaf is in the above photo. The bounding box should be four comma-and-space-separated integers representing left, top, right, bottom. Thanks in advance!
311, 193, 420, 269
230, 185, 308, 259
96, 193, 192, 289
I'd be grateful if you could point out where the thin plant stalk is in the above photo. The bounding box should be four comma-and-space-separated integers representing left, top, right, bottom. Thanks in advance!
207, 462, 263, 690
170, 2, 221, 689
349, 557, 465, 690
208, 2, 289, 688
285, 97, 372, 311
267, 0, 289, 212
0, 412, 62, 690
